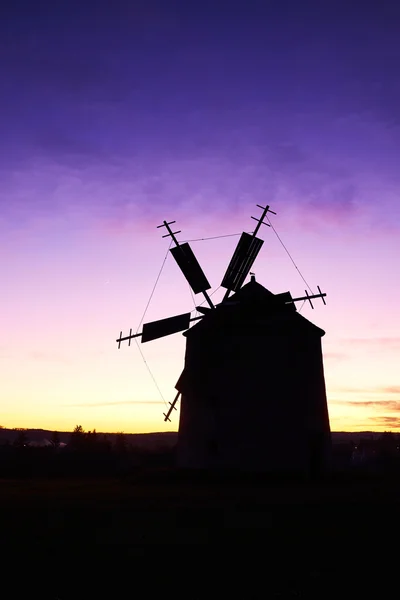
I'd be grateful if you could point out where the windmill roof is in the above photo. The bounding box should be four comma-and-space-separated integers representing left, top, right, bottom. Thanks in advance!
227, 279, 274, 299
226, 279, 281, 306
184, 279, 325, 338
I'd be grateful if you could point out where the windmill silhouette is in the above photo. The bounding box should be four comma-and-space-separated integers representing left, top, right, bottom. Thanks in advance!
117, 205, 331, 473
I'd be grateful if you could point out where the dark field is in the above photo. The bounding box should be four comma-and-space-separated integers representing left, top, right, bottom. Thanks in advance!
1, 473, 399, 598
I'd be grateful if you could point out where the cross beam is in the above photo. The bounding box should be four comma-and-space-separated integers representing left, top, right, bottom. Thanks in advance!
222, 204, 276, 302
156, 220, 181, 244
250, 204, 277, 238
117, 328, 134, 349
289, 286, 327, 309
157, 219, 215, 310
163, 391, 181, 422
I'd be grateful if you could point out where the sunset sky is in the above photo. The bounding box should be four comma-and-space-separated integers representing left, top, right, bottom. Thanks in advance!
1, 0, 400, 433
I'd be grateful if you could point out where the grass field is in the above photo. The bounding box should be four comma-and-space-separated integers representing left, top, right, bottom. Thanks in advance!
1, 473, 398, 598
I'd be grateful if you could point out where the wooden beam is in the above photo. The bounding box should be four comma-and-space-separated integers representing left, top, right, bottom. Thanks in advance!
163, 391, 181, 422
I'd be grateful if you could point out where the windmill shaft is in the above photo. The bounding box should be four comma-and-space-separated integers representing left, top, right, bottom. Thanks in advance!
117, 332, 141, 343
163, 220, 180, 245
202, 290, 215, 309
251, 215, 270, 235
252, 204, 271, 237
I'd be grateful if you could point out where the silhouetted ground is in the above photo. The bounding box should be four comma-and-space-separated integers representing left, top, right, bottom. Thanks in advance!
1, 472, 398, 599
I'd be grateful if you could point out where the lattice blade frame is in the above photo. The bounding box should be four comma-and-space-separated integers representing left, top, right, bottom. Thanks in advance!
170, 243, 211, 294
221, 232, 264, 292
141, 313, 191, 343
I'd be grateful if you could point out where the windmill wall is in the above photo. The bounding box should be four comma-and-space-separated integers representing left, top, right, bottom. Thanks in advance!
176, 285, 331, 473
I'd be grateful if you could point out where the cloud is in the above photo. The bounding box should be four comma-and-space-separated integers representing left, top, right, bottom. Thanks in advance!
345, 337, 400, 347
29, 351, 72, 365
384, 386, 400, 395
2, 2, 400, 236
324, 352, 347, 361
332, 386, 400, 400
340, 338, 400, 356
332, 385, 397, 394
66, 400, 165, 408
0, 147, 386, 238
345, 401, 400, 411
368, 416, 400, 428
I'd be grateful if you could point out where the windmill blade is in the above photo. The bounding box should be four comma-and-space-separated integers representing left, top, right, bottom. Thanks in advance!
221, 232, 264, 292
170, 243, 211, 294
141, 312, 193, 343
117, 314, 203, 347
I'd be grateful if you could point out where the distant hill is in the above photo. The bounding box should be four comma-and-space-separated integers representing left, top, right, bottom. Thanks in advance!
331, 431, 385, 443
0, 428, 178, 449
0, 428, 387, 448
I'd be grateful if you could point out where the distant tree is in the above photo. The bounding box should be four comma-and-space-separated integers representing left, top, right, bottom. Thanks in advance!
115, 432, 127, 454
379, 431, 396, 457
101, 434, 112, 453
85, 429, 99, 451
87, 428, 97, 440
51, 431, 60, 448
13, 429, 28, 448
69, 425, 85, 450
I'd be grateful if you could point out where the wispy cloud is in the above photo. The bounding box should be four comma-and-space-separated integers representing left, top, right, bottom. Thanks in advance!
331, 385, 400, 396
324, 352, 347, 362
29, 351, 72, 365
66, 400, 165, 408
383, 386, 400, 395
1, 0, 400, 237
344, 337, 400, 348
368, 416, 400, 428
3, 148, 397, 240
345, 401, 400, 411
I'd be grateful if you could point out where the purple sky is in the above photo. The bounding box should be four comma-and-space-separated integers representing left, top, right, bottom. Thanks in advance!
1, 0, 400, 433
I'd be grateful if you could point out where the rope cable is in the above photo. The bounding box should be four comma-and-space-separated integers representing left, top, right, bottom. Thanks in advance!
297, 300, 307, 314
266, 215, 314, 294
188, 286, 198, 314
135, 239, 173, 334
133, 240, 173, 407
134, 338, 168, 407
181, 232, 252, 243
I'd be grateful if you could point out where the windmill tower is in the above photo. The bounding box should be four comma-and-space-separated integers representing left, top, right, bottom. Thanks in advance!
117, 205, 331, 474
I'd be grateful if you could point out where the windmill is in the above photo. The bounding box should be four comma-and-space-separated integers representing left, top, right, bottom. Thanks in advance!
117, 205, 331, 473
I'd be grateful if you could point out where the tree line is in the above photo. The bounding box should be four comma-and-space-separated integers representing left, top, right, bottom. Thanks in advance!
0, 425, 175, 478
1, 426, 400, 478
